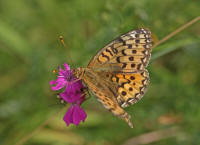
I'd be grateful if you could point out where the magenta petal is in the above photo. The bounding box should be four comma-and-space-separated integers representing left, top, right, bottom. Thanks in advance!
60, 92, 74, 103
75, 105, 87, 122
58, 67, 65, 76
63, 105, 87, 126
64, 63, 70, 71
49, 80, 56, 85
73, 81, 83, 89
78, 106, 87, 122
56, 78, 66, 83
68, 83, 82, 94
51, 82, 65, 91
63, 106, 74, 126
60, 89, 81, 103
79, 94, 86, 104
72, 106, 82, 125
72, 105, 87, 125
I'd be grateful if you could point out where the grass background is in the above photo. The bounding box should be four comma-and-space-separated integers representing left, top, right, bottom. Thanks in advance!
0, 0, 199, 145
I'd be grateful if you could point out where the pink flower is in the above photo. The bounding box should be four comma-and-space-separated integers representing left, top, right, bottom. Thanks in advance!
50, 63, 87, 126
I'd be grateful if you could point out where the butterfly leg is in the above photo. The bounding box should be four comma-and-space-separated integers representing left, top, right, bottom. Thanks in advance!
70, 78, 82, 85
85, 90, 92, 100
80, 87, 92, 100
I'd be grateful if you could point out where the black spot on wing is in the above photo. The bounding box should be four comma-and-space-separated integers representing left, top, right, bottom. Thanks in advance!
102, 52, 110, 61
122, 63, 127, 69
135, 39, 140, 43
128, 44, 132, 49
131, 63, 135, 68
121, 91, 127, 96
129, 87, 133, 91
122, 49, 127, 56
129, 56, 134, 61
116, 57, 120, 63
106, 48, 113, 56
132, 50, 137, 54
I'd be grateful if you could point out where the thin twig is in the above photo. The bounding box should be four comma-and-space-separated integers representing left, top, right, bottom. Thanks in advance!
14, 106, 67, 145
122, 127, 182, 145
152, 16, 200, 49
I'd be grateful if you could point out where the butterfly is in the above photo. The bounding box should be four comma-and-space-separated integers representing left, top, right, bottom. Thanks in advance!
72, 28, 152, 128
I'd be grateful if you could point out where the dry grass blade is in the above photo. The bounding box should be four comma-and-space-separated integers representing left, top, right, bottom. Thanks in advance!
14, 106, 67, 145
152, 16, 200, 49
122, 127, 182, 145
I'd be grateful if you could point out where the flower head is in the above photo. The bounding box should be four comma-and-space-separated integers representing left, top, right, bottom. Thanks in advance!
50, 63, 87, 126
50, 63, 75, 91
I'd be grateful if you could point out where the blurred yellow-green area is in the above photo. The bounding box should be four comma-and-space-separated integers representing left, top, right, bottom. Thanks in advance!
0, 0, 199, 145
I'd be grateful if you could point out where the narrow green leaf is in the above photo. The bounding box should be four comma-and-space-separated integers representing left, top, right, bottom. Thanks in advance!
0, 20, 31, 61
151, 38, 200, 60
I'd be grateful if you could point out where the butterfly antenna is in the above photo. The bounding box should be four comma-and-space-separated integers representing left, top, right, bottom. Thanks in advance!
59, 36, 74, 66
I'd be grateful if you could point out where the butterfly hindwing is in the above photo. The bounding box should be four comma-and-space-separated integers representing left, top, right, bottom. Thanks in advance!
102, 70, 149, 108
82, 70, 133, 127
116, 70, 149, 108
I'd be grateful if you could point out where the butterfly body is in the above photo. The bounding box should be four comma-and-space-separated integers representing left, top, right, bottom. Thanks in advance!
72, 28, 152, 128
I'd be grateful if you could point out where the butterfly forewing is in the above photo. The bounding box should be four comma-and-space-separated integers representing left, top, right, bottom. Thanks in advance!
87, 28, 152, 71
80, 28, 152, 127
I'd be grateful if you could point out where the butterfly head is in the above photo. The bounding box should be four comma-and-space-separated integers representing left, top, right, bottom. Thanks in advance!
72, 67, 84, 79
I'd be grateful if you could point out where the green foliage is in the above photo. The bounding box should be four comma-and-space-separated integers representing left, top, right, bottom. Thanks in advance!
0, 0, 199, 145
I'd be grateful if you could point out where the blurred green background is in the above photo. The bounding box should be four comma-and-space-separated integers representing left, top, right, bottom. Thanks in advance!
0, 0, 199, 145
